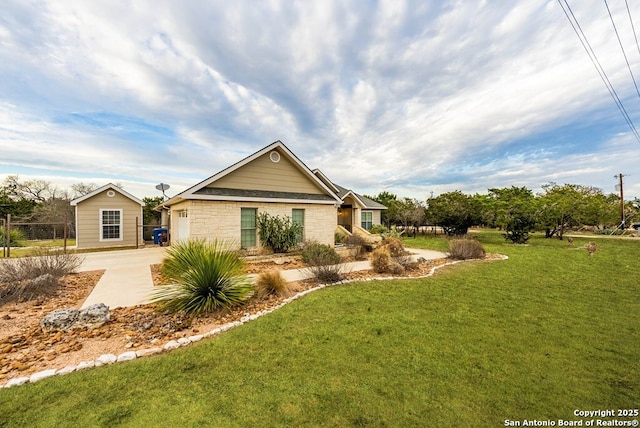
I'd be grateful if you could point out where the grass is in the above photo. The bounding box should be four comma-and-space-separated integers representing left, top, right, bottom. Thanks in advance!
1, 231, 638, 426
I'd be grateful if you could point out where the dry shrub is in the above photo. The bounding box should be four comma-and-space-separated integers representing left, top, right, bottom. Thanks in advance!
345, 234, 369, 260
371, 246, 391, 273
255, 270, 292, 298
0, 249, 84, 305
448, 239, 486, 260
383, 237, 405, 258
388, 261, 405, 275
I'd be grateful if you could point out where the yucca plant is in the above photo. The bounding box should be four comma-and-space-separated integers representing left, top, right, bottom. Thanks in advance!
152, 239, 253, 315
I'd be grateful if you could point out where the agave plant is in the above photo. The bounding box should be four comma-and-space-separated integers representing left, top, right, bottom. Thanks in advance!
152, 239, 253, 314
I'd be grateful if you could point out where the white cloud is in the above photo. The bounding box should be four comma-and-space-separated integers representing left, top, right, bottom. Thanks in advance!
0, 0, 639, 202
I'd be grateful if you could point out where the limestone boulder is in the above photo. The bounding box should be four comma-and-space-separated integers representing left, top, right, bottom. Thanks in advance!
76, 303, 110, 329
40, 309, 79, 332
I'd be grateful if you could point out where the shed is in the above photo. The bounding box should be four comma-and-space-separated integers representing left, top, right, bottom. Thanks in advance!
70, 183, 145, 249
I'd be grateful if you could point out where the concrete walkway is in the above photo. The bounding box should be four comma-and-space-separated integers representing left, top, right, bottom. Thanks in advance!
79, 247, 447, 309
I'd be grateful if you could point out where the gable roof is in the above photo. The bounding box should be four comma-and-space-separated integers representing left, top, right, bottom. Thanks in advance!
70, 183, 145, 206
313, 170, 386, 210
164, 141, 342, 206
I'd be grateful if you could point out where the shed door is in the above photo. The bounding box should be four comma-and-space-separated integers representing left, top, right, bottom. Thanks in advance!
175, 210, 189, 242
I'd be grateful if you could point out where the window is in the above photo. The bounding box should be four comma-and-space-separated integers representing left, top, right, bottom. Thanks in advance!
100, 209, 122, 241
241, 208, 257, 248
361, 211, 373, 230
292, 209, 305, 243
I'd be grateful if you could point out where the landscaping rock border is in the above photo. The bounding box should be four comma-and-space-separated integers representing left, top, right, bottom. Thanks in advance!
1, 255, 507, 389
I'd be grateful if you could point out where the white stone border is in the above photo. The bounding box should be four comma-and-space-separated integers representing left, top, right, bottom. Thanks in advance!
1, 255, 508, 389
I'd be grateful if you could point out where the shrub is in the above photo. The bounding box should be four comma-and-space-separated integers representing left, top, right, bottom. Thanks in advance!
256, 213, 302, 253
388, 261, 405, 275
301, 241, 344, 283
0, 227, 26, 247
448, 239, 486, 260
255, 270, 292, 298
301, 242, 342, 266
371, 246, 391, 273
0, 248, 84, 304
335, 232, 346, 244
369, 224, 388, 235
383, 237, 405, 257
345, 234, 369, 260
152, 239, 253, 314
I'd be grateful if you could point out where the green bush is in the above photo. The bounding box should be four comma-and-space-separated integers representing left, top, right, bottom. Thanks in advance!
369, 224, 388, 235
0, 227, 26, 247
257, 213, 302, 253
152, 239, 253, 314
301, 241, 343, 283
255, 270, 292, 298
301, 242, 342, 266
447, 239, 486, 260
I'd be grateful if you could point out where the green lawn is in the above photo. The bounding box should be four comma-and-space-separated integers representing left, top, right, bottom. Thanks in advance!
1, 232, 638, 427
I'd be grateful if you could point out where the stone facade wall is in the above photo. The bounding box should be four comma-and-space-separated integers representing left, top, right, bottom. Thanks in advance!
177, 200, 337, 248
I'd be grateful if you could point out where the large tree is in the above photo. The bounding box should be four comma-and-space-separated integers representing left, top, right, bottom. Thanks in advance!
488, 186, 537, 244
426, 191, 479, 236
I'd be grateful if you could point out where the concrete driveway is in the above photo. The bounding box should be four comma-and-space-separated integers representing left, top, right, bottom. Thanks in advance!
78, 247, 168, 309
77, 246, 447, 310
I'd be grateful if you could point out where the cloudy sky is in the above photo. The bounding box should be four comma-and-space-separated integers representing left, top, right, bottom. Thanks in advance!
1, 0, 640, 200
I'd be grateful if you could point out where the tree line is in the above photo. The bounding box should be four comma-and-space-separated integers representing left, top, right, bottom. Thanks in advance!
367, 184, 639, 243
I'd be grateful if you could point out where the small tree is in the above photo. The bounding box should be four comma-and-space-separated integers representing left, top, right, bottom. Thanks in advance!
427, 191, 479, 235
256, 213, 302, 253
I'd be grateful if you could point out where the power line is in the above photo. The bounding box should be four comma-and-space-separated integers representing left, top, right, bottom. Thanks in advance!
557, 0, 640, 144
604, 0, 640, 99
624, 0, 640, 58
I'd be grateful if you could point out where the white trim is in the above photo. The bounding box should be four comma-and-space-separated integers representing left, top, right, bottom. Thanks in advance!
311, 169, 340, 193
71, 183, 145, 206
99, 208, 123, 242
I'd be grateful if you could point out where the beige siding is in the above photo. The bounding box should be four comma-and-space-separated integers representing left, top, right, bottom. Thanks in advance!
75, 190, 142, 249
171, 200, 337, 249
372, 210, 382, 226
209, 148, 326, 195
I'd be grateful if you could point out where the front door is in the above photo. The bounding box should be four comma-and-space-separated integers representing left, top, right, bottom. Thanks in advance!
338, 205, 352, 232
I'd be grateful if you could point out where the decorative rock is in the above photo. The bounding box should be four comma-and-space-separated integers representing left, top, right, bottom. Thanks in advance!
135, 347, 162, 357
5, 377, 29, 387
56, 366, 77, 375
188, 334, 203, 342
94, 354, 117, 366
76, 361, 95, 370
30, 369, 57, 383
177, 337, 191, 346
76, 303, 110, 329
40, 309, 79, 332
163, 340, 180, 350
117, 351, 137, 362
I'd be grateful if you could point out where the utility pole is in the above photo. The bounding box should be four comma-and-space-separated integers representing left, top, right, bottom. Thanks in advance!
615, 173, 625, 228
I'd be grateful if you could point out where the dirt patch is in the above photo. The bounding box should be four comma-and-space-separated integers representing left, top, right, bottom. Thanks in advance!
1, 253, 486, 385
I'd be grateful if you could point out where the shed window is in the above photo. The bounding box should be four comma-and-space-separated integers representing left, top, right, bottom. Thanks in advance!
241, 208, 257, 248
361, 211, 373, 230
292, 209, 305, 243
100, 209, 122, 241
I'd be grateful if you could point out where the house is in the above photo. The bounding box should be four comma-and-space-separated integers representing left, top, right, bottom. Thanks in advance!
161, 141, 385, 251
70, 183, 145, 249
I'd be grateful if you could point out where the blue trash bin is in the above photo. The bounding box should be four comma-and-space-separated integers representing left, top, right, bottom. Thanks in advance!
152, 228, 167, 245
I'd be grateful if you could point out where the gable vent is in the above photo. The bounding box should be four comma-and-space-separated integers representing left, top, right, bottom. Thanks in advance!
269, 151, 281, 163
